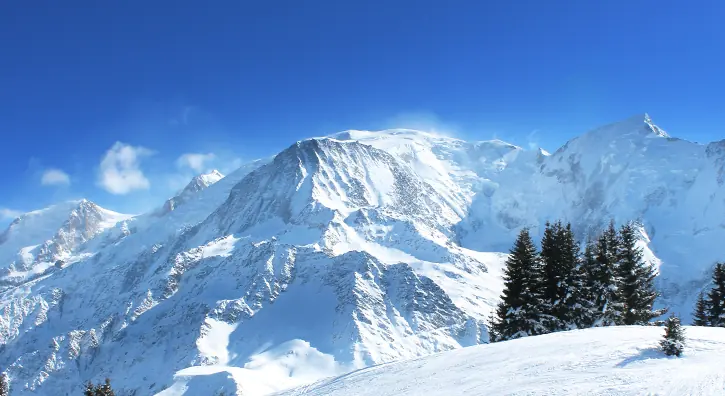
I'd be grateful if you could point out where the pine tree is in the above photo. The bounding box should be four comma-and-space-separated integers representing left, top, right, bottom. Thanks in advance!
586, 226, 622, 326
558, 223, 586, 329
489, 228, 544, 341
706, 263, 725, 327
538, 221, 583, 331
0, 371, 8, 396
84, 381, 96, 396
615, 223, 666, 325
577, 237, 599, 328
660, 313, 686, 357
692, 291, 710, 326
97, 379, 115, 396
538, 221, 564, 331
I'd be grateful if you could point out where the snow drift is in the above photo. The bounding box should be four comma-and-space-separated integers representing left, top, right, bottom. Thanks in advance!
279, 326, 725, 396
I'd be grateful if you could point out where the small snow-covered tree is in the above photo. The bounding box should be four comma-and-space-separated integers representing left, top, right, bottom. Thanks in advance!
660, 313, 685, 357
706, 263, 725, 327
489, 228, 544, 341
692, 292, 710, 326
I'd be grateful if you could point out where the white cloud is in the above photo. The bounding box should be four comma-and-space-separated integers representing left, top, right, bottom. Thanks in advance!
41, 168, 71, 186
97, 142, 154, 195
527, 129, 540, 150
176, 153, 216, 173
0, 208, 22, 220
383, 112, 461, 137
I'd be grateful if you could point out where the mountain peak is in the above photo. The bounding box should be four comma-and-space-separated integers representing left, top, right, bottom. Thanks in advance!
572, 113, 669, 145
159, 170, 225, 215
179, 170, 225, 196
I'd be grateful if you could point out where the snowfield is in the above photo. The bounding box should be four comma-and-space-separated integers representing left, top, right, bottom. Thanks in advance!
280, 326, 725, 396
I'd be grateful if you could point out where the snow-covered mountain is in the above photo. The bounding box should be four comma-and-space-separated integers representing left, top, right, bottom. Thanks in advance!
0, 199, 132, 287
279, 326, 725, 396
1, 114, 724, 395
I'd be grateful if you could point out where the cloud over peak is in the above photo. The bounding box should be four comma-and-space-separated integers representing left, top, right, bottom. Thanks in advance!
0, 208, 22, 220
41, 168, 71, 186
176, 152, 216, 173
97, 142, 154, 195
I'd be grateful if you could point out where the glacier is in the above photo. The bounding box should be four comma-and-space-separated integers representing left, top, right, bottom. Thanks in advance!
1, 114, 724, 395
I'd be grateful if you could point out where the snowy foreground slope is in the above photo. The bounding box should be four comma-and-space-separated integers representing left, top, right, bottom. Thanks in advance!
1, 114, 725, 395
280, 326, 725, 396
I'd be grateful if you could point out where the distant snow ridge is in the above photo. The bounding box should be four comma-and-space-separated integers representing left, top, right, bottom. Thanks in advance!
1, 114, 725, 396
161, 170, 225, 214
0, 199, 131, 288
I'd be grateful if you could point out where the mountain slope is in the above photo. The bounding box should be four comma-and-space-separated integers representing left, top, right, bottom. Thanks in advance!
279, 326, 725, 396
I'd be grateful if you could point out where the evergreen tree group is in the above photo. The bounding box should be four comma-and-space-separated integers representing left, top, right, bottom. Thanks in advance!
660, 313, 686, 357
692, 263, 725, 327
489, 220, 665, 342
83, 379, 115, 396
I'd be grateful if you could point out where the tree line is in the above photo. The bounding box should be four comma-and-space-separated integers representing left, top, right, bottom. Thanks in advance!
489, 220, 666, 342
0, 376, 115, 396
693, 262, 725, 327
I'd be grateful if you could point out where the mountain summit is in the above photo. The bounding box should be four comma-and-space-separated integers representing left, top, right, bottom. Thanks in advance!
161, 170, 225, 214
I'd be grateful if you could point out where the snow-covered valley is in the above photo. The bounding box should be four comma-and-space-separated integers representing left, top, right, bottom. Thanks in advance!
1, 114, 725, 395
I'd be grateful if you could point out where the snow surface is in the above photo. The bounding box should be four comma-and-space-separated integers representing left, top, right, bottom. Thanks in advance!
280, 326, 725, 396
1, 114, 725, 396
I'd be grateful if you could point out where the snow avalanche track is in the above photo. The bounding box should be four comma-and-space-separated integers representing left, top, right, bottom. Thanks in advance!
280, 326, 725, 396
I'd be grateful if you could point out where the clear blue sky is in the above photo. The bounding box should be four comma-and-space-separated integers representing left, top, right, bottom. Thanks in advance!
1, 1, 724, 219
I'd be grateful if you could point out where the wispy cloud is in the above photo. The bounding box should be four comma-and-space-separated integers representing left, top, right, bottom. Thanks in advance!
168, 105, 196, 126
97, 142, 154, 195
41, 168, 71, 186
383, 112, 461, 137
0, 208, 22, 220
526, 129, 540, 150
176, 153, 216, 173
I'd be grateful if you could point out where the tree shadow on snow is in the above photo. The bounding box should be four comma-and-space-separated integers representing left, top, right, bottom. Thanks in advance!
615, 347, 667, 368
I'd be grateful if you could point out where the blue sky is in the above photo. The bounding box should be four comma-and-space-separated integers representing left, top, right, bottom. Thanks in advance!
1, 1, 724, 221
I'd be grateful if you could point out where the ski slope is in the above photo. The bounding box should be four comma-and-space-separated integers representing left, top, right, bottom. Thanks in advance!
280, 326, 725, 396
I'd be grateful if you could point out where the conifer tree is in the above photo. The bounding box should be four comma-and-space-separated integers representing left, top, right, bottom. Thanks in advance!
577, 237, 599, 328
538, 221, 583, 331
584, 229, 622, 327
660, 313, 685, 357
558, 223, 586, 329
692, 291, 710, 326
706, 263, 725, 327
0, 372, 8, 396
489, 228, 544, 341
538, 221, 564, 331
615, 223, 665, 325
